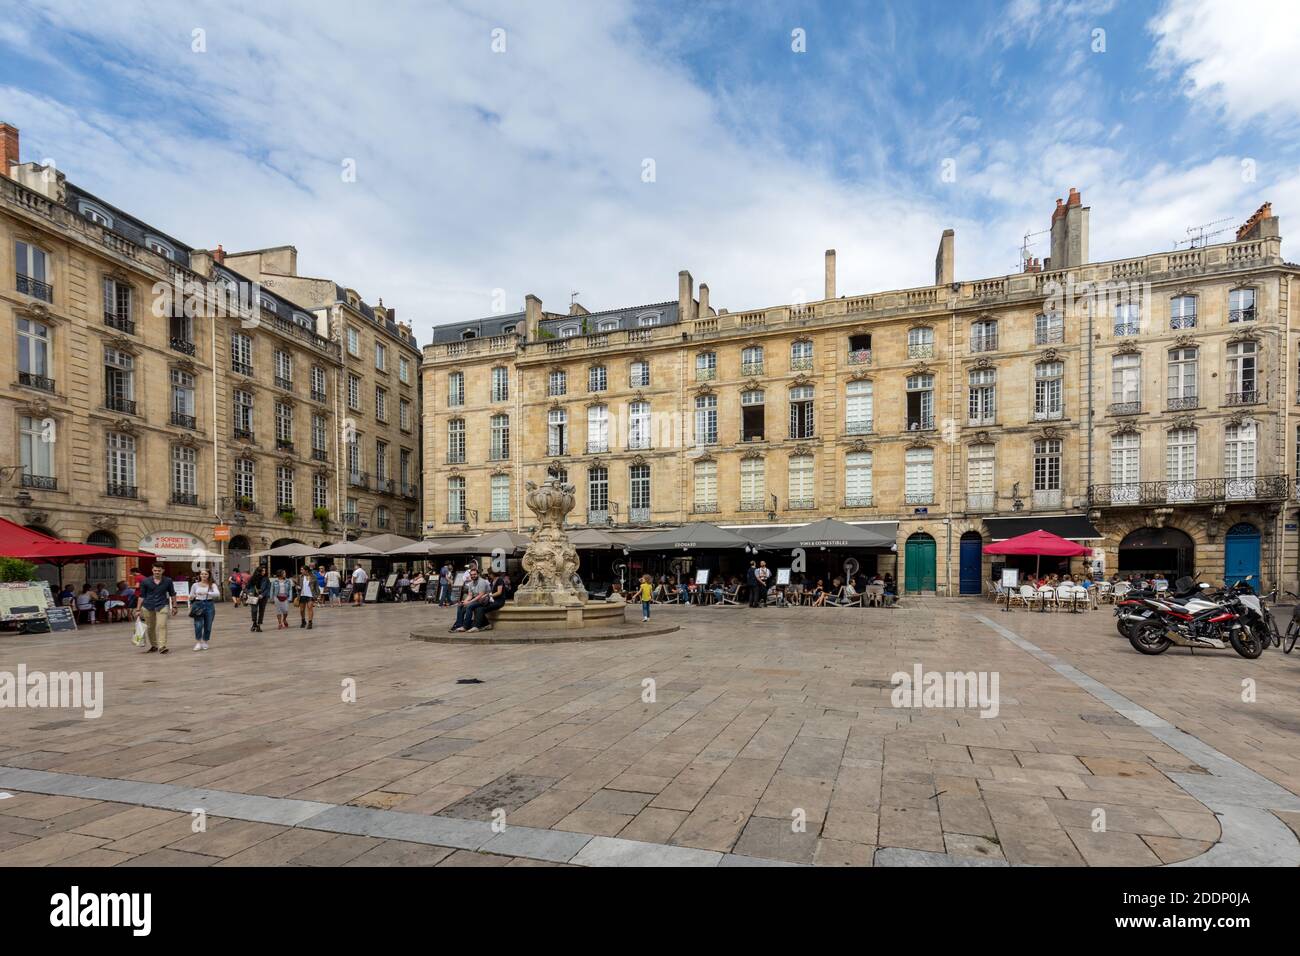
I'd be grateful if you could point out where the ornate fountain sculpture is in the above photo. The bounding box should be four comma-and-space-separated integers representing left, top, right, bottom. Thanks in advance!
515, 469, 585, 606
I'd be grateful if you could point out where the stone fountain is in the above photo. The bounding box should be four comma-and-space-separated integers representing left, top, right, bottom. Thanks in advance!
491, 469, 627, 630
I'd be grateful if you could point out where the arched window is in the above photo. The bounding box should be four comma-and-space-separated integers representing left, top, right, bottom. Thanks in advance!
741, 346, 764, 375
790, 340, 813, 370
85, 530, 118, 585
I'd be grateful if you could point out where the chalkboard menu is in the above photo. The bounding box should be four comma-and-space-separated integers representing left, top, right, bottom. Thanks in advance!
365, 581, 381, 602
44, 606, 78, 632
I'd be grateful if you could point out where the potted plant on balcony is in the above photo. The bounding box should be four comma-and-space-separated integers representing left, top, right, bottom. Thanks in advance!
237, 495, 254, 512
279, 507, 297, 525
313, 506, 330, 532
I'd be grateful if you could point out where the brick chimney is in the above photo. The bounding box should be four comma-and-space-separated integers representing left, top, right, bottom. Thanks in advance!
212, 244, 225, 265
0, 123, 19, 174
1049, 187, 1089, 269
1236, 202, 1276, 241
824, 250, 836, 300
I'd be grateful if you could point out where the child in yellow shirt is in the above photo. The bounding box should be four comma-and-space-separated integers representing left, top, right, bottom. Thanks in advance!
638, 575, 652, 622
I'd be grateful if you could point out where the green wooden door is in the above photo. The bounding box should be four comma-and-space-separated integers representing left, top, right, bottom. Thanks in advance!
905, 534, 936, 593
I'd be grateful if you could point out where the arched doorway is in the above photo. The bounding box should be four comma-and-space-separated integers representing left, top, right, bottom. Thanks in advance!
959, 531, 983, 595
228, 535, 251, 577
1118, 526, 1194, 580
270, 538, 304, 576
904, 532, 936, 593
1224, 523, 1261, 587
85, 530, 118, 586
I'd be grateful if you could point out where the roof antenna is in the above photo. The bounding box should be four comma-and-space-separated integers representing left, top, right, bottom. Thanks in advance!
1174, 217, 1233, 249
570, 291, 580, 305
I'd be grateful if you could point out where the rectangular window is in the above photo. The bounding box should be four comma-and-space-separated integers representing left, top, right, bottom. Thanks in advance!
274, 350, 293, 388
741, 347, 764, 376
171, 446, 196, 501
230, 332, 253, 375
375, 342, 386, 371
106, 432, 137, 495
1034, 362, 1063, 420
375, 441, 388, 482
1111, 354, 1142, 408
548, 409, 567, 456
347, 327, 359, 356
375, 386, 387, 422
348, 374, 362, 411
1170, 295, 1197, 330
399, 398, 411, 431
171, 368, 195, 426
1226, 342, 1257, 402
587, 405, 609, 452
16, 240, 51, 301
102, 278, 132, 332
104, 347, 135, 413
741, 390, 765, 442
966, 445, 994, 510
275, 402, 294, 446
399, 355, 410, 383
235, 458, 255, 500
234, 390, 254, 436
448, 371, 464, 406
491, 366, 509, 401
312, 414, 328, 457
448, 477, 466, 523
788, 455, 814, 506
1229, 288, 1256, 323
967, 369, 996, 425
277, 465, 295, 509
311, 365, 327, 401
790, 340, 813, 371
588, 365, 607, 392
970, 321, 998, 352
741, 458, 765, 509
789, 386, 815, 439
447, 420, 465, 463
629, 463, 650, 519
905, 375, 933, 430
19, 416, 54, 480
628, 401, 651, 450
1035, 312, 1063, 345
491, 415, 510, 459
693, 459, 717, 511
630, 360, 650, 387
313, 472, 328, 510
1167, 347, 1197, 408
1114, 302, 1141, 336
846, 380, 873, 434
490, 474, 510, 522
17, 317, 51, 383
588, 466, 609, 518
846, 451, 873, 506
695, 352, 716, 381
1167, 428, 1197, 486
1034, 439, 1061, 491
904, 447, 934, 503
1110, 433, 1140, 489
694, 394, 717, 445
549, 370, 567, 396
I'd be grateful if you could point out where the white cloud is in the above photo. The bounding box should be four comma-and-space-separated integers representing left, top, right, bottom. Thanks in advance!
1149, 0, 1300, 128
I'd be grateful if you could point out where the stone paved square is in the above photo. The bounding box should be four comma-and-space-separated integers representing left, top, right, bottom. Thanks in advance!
1, 598, 1299, 867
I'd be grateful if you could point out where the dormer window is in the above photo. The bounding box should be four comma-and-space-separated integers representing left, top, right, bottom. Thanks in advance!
461, 329, 477, 340
78, 202, 113, 228
259, 296, 276, 313
637, 313, 660, 327
293, 312, 312, 328
560, 325, 580, 338
144, 236, 177, 261
598, 320, 618, 332
502, 325, 516, 335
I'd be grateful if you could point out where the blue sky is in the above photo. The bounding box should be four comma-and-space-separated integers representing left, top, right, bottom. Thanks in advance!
2, 0, 1297, 338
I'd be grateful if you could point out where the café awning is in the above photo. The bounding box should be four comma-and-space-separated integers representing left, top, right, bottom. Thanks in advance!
757, 518, 898, 550
626, 522, 758, 552
353, 533, 419, 554
250, 542, 319, 560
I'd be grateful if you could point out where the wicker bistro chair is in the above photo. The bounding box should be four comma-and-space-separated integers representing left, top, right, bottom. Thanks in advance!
1011, 585, 1036, 610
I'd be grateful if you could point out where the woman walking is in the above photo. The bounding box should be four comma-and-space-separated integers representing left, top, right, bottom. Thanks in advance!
247, 566, 271, 631
190, 568, 219, 651
272, 569, 295, 629
297, 565, 317, 630
227, 567, 244, 607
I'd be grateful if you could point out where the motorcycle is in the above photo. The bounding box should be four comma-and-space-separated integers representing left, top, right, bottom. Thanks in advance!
1128, 578, 1266, 658
1113, 575, 1203, 637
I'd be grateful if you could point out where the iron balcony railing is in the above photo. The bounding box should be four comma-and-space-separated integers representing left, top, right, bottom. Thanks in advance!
170, 492, 199, 506
106, 396, 137, 415
312, 448, 327, 462
1167, 395, 1198, 411
21, 474, 57, 491
233, 426, 254, 441
586, 440, 609, 454
171, 412, 197, 430
741, 361, 765, 376
695, 367, 717, 382
1088, 475, 1289, 507
276, 438, 294, 451
970, 336, 998, 353
966, 493, 995, 512
310, 389, 327, 403
1032, 489, 1062, 509
342, 511, 360, 525
17, 274, 53, 302
692, 502, 719, 514
1113, 322, 1140, 337
739, 499, 767, 512
790, 357, 814, 371
906, 416, 934, 431
1170, 314, 1197, 330
787, 498, 815, 510
1035, 326, 1064, 345
104, 311, 135, 335
845, 421, 873, 435
106, 483, 138, 499
170, 336, 196, 356
843, 496, 873, 508
275, 376, 293, 391
1225, 389, 1260, 406
232, 360, 253, 376
234, 499, 259, 513
846, 350, 872, 366
350, 471, 370, 488
629, 506, 650, 522
1229, 308, 1256, 323
907, 344, 934, 359
1108, 401, 1141, 416
18, 372, 55, 392
489, 511, 509, 523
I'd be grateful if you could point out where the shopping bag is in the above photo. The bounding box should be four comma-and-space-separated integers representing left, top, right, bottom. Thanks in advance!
132, 616, 147, 647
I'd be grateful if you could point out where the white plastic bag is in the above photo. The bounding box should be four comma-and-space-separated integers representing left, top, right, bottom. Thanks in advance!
132, 616, 147, 647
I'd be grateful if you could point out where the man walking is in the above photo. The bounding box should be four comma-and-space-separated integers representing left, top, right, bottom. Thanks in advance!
136, 565, 177, 654
746, 561, 760, 608
756, 560, 772, 607
351, 563, 369, 605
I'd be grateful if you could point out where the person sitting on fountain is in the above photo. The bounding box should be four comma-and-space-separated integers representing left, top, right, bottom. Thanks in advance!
450, 567, 491, 632
473, 568, 512, 631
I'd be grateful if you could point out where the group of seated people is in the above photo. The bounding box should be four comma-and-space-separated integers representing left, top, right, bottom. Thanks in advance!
58, 581, 136, 624
620, 572, 898, 607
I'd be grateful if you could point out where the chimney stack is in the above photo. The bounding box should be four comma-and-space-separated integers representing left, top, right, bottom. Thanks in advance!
0, 123, 18, 174
698, 283, 710, 316
213, 244, 225, 265
1049, 187, 1089, 269
525, 294, 543, 341
824, 250, 836, 300
678, 270, 694, 322
1236, 202, 1277, 241
934, 230, 954, 286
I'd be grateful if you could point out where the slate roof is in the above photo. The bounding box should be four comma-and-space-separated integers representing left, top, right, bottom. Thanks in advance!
428, 300, 680, 346
64, 182, 193, 268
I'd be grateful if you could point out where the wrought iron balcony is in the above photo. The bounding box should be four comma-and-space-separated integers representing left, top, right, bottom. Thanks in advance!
1032, 489, 1062, 509
1113, 322, 1140, 337
171, 412, 197, 430
106, 396, 137, 415
904, 493, 933, 506
232, 360, 253, 376
586, 440, 609, 454
233, 427, 255, 441
312, 448, 327, 462
382, 479, 396, 495
275, 376, 293, 391
21, 474, 57, 491
845, 421, 873, 435
741, 361, 765, 376
695, 367, 717, 382
692, 502, 719, 514
276, 438, 295, 452
843, 495, 873, 508
970, 336, 998, 353
349, 471, 370, 488
1035, 326, 1064, 345
342, 511, 360, 525
18, 371, 54, 392
234, 499, 259, 513
445, 454, 465, 465
739, 498, 767, 512
106, 483, 138, 499
1167, 395, 1198, 411
1225, 389, 1260, 406
1089, 475, 1289, 507
169, 336, 196, 355
1108, 401, 1141, 416
310, 389, 327, 403
906, 416, 934, 431
104, 311, 135, 335
846, 349, 872, 366
627, 438, 653, 451
17, 274, 53, 302
790, 357, 814, 371
966, 493, 995, 512
907, 344, 934, 359
587, 509, 609, 525
629, 506, 650, 522
489, 511, 509, 523
1169, 314, 1197, 330
1229, 308, 1256, 323
170, 492, 199, 506
787, 498, 815, 510
1033, 408, 1064, 421
403, 483, 420, 499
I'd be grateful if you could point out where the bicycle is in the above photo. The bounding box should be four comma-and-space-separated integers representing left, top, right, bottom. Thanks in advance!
1283, 590, 1300, 654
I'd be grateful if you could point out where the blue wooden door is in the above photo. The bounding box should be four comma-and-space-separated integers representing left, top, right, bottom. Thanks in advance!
1224, 523, 1260, 588
959, 534, 983, 595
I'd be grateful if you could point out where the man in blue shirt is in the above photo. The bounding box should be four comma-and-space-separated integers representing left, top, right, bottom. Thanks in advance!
136, 565, 177, 654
